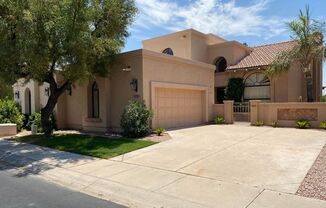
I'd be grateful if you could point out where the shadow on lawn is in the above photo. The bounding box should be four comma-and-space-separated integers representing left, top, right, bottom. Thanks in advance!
0, 138, 97, 177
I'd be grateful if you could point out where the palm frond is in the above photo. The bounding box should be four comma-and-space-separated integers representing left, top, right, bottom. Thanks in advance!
265, 51, 293, 77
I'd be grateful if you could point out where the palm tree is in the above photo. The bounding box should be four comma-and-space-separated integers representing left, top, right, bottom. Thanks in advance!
266, 6, 326, 102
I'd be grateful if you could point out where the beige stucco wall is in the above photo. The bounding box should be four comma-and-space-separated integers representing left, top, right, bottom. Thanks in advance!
60, 50, 143, 132
208, 42, 250, 66
143, 30, 192, 60
143, 29, 228, 64
0, 124, 17, 137
142, 49, 215, 126
252, 101, 326, 128
13, 79, 40, 114
212, 104, 224, 118
190, 32, 209, 63
109, 51, 144, 131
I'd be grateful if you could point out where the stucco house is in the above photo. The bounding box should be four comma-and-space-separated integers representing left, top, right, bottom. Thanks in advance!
13, 29, 323, 132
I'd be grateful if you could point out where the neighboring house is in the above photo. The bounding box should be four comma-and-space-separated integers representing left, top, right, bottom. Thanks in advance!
13, 29, 323, 132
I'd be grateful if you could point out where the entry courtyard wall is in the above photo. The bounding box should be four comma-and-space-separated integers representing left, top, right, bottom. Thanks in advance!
250, 101, 326, 128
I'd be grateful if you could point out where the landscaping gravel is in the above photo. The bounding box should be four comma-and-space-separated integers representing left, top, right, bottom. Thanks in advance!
296, 144, 326, 201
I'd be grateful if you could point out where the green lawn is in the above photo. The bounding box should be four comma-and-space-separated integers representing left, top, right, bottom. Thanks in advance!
16, 134, 157, 159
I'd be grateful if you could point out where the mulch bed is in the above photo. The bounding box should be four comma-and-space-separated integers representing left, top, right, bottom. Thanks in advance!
142, 133, 172, 142
296, 144, 326, 201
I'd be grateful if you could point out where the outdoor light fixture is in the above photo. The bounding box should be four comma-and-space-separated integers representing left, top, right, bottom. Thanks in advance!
130, 79, 138, 92
122, 66, 131, 72
45, 87, 50, 96
14, 91, 20, 99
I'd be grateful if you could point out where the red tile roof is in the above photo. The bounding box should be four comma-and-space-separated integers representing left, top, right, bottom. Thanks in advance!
227, 41, 297, 70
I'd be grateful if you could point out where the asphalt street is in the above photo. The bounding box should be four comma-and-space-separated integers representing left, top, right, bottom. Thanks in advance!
0, 161, 126, 208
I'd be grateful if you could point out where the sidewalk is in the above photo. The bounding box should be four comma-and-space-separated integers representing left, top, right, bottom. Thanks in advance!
1, 138, 326, 208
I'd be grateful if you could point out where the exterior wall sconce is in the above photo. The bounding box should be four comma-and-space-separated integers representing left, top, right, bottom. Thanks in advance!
122, 66, 131, 72
130, 79, 138, 92
45, 87, 50, 96
14, 91, 20, 99
66, 85, 72, 96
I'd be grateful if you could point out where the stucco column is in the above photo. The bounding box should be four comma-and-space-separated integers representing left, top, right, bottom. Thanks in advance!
223, 100, 234, 124
250, 100, 261, 125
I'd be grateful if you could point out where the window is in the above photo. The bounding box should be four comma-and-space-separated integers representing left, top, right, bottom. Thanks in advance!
215, 57, 227, 73
215, 87, 225, 104
244, 72, 270, 100
91, 82, 99, 118
162, 48, 174, 55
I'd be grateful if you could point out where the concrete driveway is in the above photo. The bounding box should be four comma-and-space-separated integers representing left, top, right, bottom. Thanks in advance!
109, 124, 326, 207
2, 124, 326, 208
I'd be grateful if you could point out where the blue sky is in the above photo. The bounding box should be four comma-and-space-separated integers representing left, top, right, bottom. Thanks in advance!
123, 0, 326, 93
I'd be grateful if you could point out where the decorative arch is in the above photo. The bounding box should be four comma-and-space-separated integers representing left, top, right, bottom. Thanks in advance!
214, 57, 227, 73
244, 72, 270, 100
162, 48, 174, 55
91, 82, 99, 118
24, 88, 31, 115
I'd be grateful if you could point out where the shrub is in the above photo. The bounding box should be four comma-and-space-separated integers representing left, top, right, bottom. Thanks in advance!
0, 98, 24, 131
271, 121, 278, 128
214, 116, 225, 124
154, 127, 166, 136
319, 122, 326, 130
295, 120, 310, 129
27, 112, 42, 132
120, 100, 153, 138
27, 112, 57, 133
322, 95, 326, 102
225, 78, 244, 102
255, 120, 264, 126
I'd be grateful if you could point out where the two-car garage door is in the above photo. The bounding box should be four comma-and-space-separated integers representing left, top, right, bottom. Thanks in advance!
154, 88, 205, 128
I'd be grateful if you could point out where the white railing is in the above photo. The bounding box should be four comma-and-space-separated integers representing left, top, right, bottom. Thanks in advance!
233, 102, 250, 113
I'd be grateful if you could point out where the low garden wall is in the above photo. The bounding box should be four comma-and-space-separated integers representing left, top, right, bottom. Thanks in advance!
0, 124, 17, 137
250, 101, 326, 128
212, 101, 234, 124
212, 104, 224, 118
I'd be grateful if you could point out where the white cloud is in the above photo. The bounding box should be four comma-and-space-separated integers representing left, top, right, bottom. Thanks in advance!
133, 0, 287, 38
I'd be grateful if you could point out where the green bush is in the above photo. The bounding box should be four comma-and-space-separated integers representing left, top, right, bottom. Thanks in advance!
120, 100, 153, 138
322, 95, 326, 102
319, 122, 326, 130
271, 121, 278, 128
154, 127, 166, 136
295, 120, 310, 129
225, 78, 244, 102
214, 116, 225, 124
27, 112, 57, 133
0, 98, 24, 131
255, 120, 264, 126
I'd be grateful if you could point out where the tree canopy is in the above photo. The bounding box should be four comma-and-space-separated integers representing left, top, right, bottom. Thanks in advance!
0, 0, 137, 136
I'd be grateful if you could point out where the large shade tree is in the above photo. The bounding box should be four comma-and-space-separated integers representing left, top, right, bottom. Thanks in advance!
266, 6, 326, 102
0, 0, 137, 137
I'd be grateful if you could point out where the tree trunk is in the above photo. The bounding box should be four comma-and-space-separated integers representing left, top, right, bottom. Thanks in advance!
41, 73, 69, 138
305, 73, 314, 102
41, 92, 60, 138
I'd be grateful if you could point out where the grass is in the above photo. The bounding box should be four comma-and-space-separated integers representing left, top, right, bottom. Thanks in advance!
16, 134, 157, 159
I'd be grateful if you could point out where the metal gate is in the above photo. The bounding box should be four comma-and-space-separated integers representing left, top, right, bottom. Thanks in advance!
233, 102, 250, 122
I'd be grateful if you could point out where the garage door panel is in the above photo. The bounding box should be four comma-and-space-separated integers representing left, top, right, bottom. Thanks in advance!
154, 88, 204, 128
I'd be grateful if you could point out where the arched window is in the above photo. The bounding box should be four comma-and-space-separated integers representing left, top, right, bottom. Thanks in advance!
162, 48, 174, 55
92, 82, 99, 118
215, 57, 227, 73
244, 72, 270, 100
